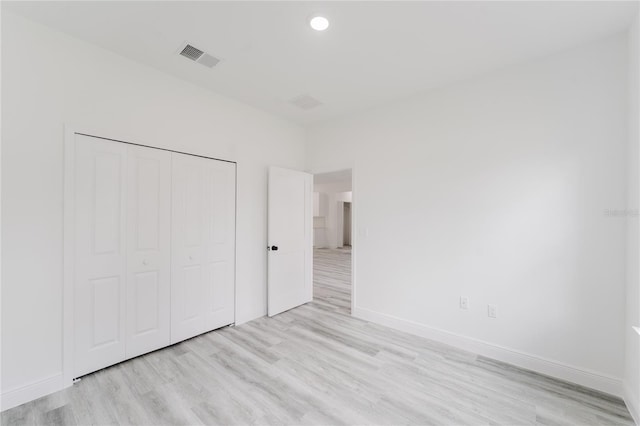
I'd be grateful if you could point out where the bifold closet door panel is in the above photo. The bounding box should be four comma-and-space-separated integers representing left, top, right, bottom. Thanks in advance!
125, 145, 171, 358
171, 153, 208, 343
74, 135, 127, 377
203, 160, 236, 331
171, 153, 236, 343
73, 135, 236, 375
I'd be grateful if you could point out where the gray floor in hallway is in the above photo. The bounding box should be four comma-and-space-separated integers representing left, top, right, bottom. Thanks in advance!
1, 247, 634, 425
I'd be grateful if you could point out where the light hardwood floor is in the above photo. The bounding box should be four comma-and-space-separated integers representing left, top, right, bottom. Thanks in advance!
1, 247, 634, 425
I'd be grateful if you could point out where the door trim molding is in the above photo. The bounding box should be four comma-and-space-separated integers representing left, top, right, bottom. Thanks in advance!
74, 132, 236, 164
63, 125, 76, 390
350, 167, 357, 316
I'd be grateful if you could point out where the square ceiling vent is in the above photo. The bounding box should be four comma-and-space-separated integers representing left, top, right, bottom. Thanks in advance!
290, 94, 323, 110
178, 42, 220, 68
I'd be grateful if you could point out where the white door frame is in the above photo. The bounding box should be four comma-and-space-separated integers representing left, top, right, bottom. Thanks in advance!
310, 167, 357, 315
336, 201, 345, 248
63, 125, 237, 388
62, 125, 76, 389
350, 168, 357, 315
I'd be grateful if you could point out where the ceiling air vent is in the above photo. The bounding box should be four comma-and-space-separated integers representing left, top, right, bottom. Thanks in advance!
178, 43, 220, 68
290, 94, 323, 110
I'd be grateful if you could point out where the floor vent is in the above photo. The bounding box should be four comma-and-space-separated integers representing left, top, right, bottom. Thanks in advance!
178, 43, 220, 68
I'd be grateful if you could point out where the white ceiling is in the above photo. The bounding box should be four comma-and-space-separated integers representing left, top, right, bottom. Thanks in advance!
4, 1, 638, 125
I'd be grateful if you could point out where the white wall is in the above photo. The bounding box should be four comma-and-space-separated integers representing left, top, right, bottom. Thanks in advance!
314, 180, 352, 248
307, 34, 629, 395
624, 10, 640, 423
1, 11, 305, 407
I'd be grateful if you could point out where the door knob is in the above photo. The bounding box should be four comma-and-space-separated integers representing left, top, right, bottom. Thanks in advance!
189, 255, 193, 260
271, 246, 278, 251
142, 259, 148, 265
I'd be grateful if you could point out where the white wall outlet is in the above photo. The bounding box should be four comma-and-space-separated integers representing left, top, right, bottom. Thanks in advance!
459, 296, 469, 310
487, 304, 497, 318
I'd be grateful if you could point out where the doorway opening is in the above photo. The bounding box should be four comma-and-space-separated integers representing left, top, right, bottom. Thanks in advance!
343, 202, 352, 247
312, 169, 353, 315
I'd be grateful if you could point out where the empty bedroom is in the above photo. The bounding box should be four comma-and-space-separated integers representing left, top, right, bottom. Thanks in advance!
1, 1, 640, 425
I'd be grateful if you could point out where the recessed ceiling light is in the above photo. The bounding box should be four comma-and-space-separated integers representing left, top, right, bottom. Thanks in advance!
309, 16, 329, 31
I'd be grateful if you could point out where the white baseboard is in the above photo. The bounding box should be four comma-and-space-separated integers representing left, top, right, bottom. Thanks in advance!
624, 383, 640, 426
353, 306, 623, 397
0, 373, 66, 412
0, 312, 628, 413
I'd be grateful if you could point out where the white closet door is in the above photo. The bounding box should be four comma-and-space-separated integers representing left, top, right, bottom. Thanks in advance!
171, 153, 236, 343
171, 153, 207, 343
203, 160, 236, 331
74, 135, 127, 377
125, 145, 171, 358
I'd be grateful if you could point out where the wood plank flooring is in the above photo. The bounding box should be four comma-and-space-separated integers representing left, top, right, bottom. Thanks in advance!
2, 247, 634, 425
313, 247, 352, 315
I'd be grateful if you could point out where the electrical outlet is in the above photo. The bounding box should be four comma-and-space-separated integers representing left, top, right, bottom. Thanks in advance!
459, 297, 469, 310
487, 304, 497, 318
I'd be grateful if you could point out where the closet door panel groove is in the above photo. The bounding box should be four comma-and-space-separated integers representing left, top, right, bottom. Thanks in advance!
125, 145, 171, 358
170, 154, 207, 343
203, 161, 236, 331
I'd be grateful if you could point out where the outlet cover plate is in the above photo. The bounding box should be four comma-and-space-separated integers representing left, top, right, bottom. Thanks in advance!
459, 297, 469, 310
488, 304, 497, 318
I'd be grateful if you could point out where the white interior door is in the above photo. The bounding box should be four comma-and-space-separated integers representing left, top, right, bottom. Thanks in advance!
74, 134, 127, 377
125, 145, 171, 358
267, 167, 313, 317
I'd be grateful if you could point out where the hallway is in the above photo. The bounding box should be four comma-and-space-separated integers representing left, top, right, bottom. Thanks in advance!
313, 247, 352, 315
